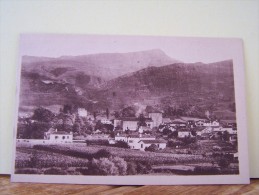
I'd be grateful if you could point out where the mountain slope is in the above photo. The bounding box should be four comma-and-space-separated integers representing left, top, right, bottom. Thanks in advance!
22, 49, 179, 80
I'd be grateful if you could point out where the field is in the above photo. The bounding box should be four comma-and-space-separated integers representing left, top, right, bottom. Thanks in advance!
15, 143, 239, 175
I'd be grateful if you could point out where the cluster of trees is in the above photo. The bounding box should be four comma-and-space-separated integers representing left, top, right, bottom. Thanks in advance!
18, 106, 94, 139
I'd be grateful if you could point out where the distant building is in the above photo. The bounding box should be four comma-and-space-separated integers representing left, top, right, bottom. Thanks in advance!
78, 108, 87, 117
114, 119, 122, 128
195, 120, 205, 126
148, 112, 162, 127
178, 129, 191, 138
203, 120, 220, 127
114, 134, 157, 150
121, 117, 153, 131
44, 131, 73, 143
101, 119, 112, 124
138, 140, 167, 151
170, 119, 187, 127
122, 118, 139, 131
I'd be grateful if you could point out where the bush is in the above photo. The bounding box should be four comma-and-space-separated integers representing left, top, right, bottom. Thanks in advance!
145, 144, 158, 152
114, 141, 130, 148
88, 158, 119, 175
87, 156, 128, 176
127, 161, 137, 175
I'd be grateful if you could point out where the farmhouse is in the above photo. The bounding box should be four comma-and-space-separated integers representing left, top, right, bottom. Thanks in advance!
138, 140, 167, 151
44, 131, 73, 143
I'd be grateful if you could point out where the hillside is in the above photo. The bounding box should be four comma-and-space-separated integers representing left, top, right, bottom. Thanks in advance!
19, 50, 236, 119
22, 49, 178, 80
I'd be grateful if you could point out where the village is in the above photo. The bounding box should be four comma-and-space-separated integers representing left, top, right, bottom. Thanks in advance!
17, 106, 238, 155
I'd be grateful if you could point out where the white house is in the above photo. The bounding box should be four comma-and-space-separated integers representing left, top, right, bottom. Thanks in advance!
115, 134, 128, 142
138, 140, 167, 151
45, 131, 73, 143
178, 130, 191, 138
148, 112, 162, 127
101, 118, 112, 124
170, 119, 187, 127
195, 120, 205, 126
122, 118, 139, 131
203, 120, 220, 127
114, 134, 156, 150
78, 108, 87, 117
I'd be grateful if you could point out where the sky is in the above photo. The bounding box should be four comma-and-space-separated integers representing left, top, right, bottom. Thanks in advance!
20, 34, 242, 63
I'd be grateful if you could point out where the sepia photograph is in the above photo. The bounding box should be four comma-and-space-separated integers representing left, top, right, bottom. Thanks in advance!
11, 34, 249, 185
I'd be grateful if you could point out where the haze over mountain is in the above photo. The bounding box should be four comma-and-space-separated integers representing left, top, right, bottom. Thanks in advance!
22, 49, 179, 80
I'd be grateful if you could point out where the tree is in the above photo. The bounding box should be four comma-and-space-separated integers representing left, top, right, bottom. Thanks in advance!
145, 144, 158, 152
162, 127, 171, 135
127, 161, 137, 175
88, 158, 119, 175
110, 156, 127, 175
171, 130, 178, 138
191, 130, 197, 136
121, 106, 136, 117
32, 107, 55, 122
222, 131, 230, 141
115, 141, 130, 148
87, 156, 127, 175
63, 104, 72, 114
106, 108, 110, 119
137, 114, 146, 127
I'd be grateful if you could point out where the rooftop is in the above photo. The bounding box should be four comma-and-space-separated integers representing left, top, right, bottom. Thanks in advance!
51, 131, 71, 135
139, 139, 167, 144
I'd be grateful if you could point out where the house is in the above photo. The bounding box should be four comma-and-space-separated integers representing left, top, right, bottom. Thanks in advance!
201, 127, 213, 134
178, 129, 191, 138
138, 140, 167, 151
170, 119, 187, 127
121, 117, 154, 131
114, 134, 128, 142
101, 119, 112, 124
114, 134, 156, 150
114, 119, 122, 128
195, 120, 205, 126
122, 118, 139, 131
203, 120, 220, 127
145, 118, 154, 129
78, 108, 87, 117
45, 131, 73, 143
138, 126, 152, 133
148, 112, 163, 127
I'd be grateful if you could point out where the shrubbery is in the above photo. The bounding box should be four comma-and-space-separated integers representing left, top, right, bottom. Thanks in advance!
145, 144, 158, 152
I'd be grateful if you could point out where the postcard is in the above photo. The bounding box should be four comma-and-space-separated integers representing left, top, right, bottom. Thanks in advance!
11, 34, 249, 185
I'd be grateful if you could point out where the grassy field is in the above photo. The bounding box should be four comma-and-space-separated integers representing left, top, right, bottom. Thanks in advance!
15, 143, 239, 175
